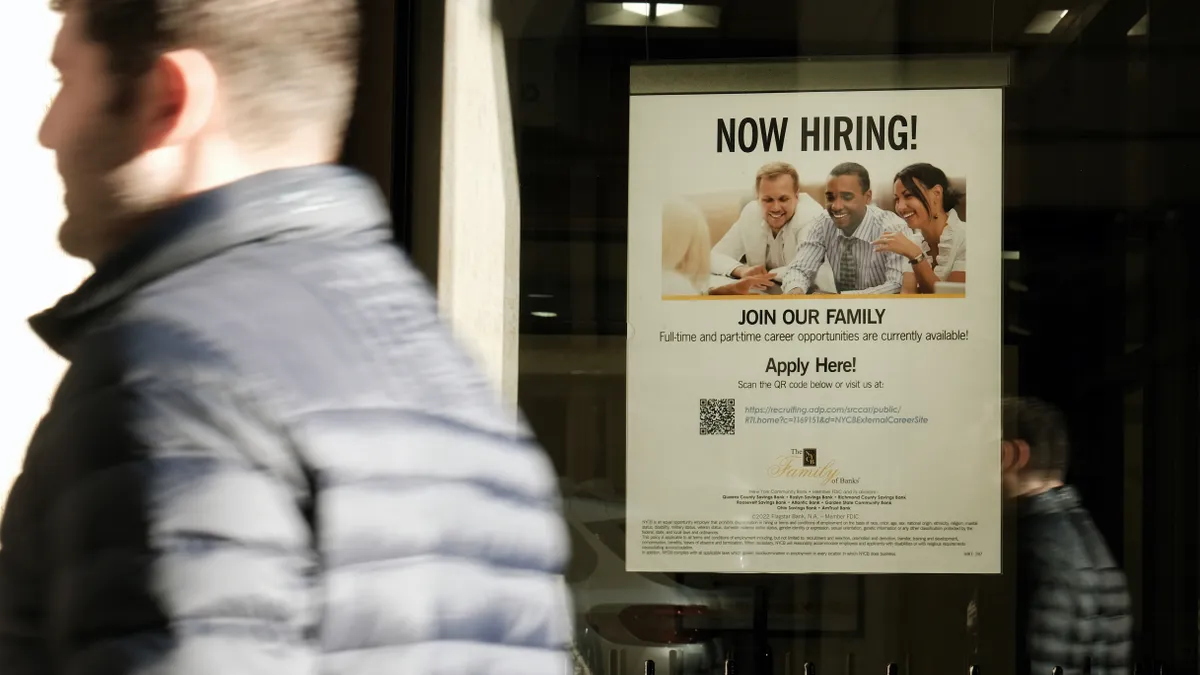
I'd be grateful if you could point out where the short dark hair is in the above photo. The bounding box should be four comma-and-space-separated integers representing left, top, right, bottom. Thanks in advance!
894, 163, 961, 214
1002, 397, 1070, 477
829, 162, 871, 193
54, 0, 360, 149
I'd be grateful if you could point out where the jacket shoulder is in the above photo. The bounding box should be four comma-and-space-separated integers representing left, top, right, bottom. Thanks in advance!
118, 239, 525, 437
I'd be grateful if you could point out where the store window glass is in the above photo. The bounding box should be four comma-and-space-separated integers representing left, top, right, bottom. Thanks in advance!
497, 0, 1196, 673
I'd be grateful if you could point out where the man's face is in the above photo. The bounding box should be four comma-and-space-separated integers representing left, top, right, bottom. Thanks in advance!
40, 8, 152, 263
757, 174, 799, 232
825, 174, 871, 231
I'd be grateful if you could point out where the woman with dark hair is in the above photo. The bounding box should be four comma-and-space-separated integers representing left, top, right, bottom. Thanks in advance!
872, 163, 967, 294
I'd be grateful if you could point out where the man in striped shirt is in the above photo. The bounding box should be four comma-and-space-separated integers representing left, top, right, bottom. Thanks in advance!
781, 162, 908, 295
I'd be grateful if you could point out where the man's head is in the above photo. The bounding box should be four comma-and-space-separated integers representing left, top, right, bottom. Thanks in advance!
41, 0, 360, 264
824, 162, 872, 231
1001, 397, 1070, 497
754, 162, 801, 232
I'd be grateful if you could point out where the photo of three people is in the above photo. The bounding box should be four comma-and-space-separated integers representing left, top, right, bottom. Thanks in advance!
661, 160, 968, 299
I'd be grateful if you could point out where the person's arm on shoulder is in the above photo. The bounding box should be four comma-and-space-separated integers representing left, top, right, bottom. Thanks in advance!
769, 210, 820, 279
48, 321, 316, 675
894, 232, 939, 293
904, 226, 939, 293
781, 215, 830, 294
873, 212, 936, 294
856, 220, 915, 295
711, 201, 755, 277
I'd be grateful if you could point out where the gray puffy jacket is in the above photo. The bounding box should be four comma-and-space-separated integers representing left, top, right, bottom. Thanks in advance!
0, 166, 572, 675
1018, 486, 1132, 675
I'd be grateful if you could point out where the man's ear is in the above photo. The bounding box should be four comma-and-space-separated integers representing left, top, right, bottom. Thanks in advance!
1001, 439, 1031, 471
141, 49, 219, 151
1013, 439, 1030, 470
864, 189, 873, 203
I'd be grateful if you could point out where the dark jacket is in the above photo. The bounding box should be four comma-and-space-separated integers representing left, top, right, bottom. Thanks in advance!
1017, 486, 1133, 675
0, 166, 572, 674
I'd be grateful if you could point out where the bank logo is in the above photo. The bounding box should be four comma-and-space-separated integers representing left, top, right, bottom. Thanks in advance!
803, 448, 817, 467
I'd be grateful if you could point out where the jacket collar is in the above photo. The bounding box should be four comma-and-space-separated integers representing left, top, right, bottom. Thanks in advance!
1018, 484, 1082, 518
29, 164, 390, 357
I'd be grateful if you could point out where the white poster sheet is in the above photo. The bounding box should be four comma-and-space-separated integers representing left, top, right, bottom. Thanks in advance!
627, 86, 1003, 574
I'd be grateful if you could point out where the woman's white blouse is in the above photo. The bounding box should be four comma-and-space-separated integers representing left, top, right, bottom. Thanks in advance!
906, 211, 967, 281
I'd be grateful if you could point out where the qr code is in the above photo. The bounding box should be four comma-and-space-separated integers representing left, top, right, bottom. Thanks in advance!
699, 398, 736, 436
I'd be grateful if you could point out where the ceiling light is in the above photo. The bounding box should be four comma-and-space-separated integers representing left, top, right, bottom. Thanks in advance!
653, 5, 721, 28
587, 3, 720, 28
1025, 9, 1069, 34
531, 311, 558, 318
1127, 13, 1148, 36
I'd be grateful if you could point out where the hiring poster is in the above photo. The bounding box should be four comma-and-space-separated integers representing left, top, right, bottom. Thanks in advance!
626, 86, 1003, 574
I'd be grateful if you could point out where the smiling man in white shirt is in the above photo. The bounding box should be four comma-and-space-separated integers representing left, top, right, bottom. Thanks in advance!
710, 161, 830, 293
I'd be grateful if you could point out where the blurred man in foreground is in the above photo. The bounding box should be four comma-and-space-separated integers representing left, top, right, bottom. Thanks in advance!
0, 1, 571, 673
1003, 397, 1132, 675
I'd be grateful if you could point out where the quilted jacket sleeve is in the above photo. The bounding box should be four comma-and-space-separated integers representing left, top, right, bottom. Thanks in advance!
49, 320, 317, 675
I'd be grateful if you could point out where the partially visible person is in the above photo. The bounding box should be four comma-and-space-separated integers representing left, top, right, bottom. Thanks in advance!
0, 0, 573, 673
1002, 397, 1133, 675
663, 199, 774, 296
709, 161, 831, 293
782, 162, 908, 295
873, 163, 967, 294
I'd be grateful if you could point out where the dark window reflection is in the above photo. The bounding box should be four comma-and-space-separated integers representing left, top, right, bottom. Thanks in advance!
499, 0, 1198, 672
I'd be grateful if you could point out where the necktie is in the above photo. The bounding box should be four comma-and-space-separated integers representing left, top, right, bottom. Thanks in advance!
836, 236, 860, 292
